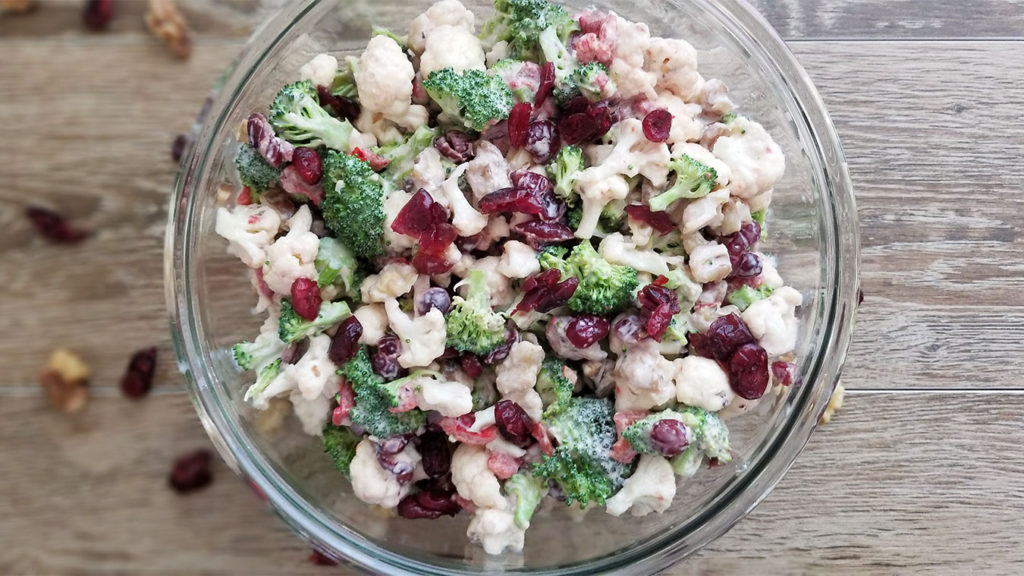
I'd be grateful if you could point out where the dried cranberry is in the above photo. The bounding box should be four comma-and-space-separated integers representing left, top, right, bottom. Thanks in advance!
290, 278, 322, 321
417, 287, 452, 316
512, 170, 554, 195
372, 334, 402, 379
419, 223, 458, 256
513, 219, 575, 247
638, 284, 680, 314
26, 207, 88, 243
857, 288, 865, 306
515, 271, 578, 314
642, 109, 673, 142
650, 419, 690, 457
733, 252, 762, 277
168, 449, 213, 493
738, 221, 762, 246
521, 268, 561, 293
480, 121, 511, 155
418, 473, 456, 495
172, 134, 188, 162
434, 131, 475, 162
419, 430, 453, 478
729, 343, 770, 400
309, 550, 338, 566
495, 400, 533, 446
525, 121, 559, 163
460, 354, 483, 378
482, 327, 518, 365
414, 489, 462, 515
412, 251, 454, 275
291, 147, 323, 184
391, 189, 436, 237
317, 86, 359, 121
566, 315, 610, 348
83, 0, 112, 30
121, 347, 158, 399
247, 112, 293, 167
771, 361, 798, 387
645, 302, 675, 341
397, 492, 460, 519
623, 204, 675, 234
508, 103, 532, 148
478, 187, 544, 216
704, 314, 756, 361
562, 96, 591, 115
328, 316, 363, 365
535, 62, 556, 107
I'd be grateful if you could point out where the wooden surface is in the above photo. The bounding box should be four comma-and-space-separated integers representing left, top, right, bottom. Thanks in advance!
2, 1, 1023, 574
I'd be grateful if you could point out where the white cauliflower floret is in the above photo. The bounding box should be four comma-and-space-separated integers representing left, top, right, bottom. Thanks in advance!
741, 286, 802, 356
652, 93, 703, 144
350, 439, 410, 509
547, 317, 608, 362
298, 53, 338, 89
599, 233, 673, 276
486, 436, 527, 458
759, 254, 784, 289
467, 507, 525, 555
354, 112, 403, 146
384, 299, 447, 368
288, 389, 332, 436
411, 147, 446, 194
440, 163, 488, 237
605, 455, 675, 517
353, 303, 388, 345
383, 189, 419, 254
698, 78, 735, 116
465, 141, 512, 201
419, 25, 485, 78
713, 116, 785, 199
747, 187, 773, 213
644, 37, 704, 101
407, 0, 475, 55
688, 242, 732, 283
713, 198, 753, 236
355, 36, 426, 130
674, 355, 734, 412
451, 444, 506, 509
608, 14, 656, 100
285, 334, 341, 401
412, 376, 473, 417
681, 188, 731, 234
463, 256, 515, 309
261, 205, 320, 295
612, 340, 676, 411
494, 341, 545, 420
497, 240, 540, 279
214, 204, 281, 268
361, 261, 418, 303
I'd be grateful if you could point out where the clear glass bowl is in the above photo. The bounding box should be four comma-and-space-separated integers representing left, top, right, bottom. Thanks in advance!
165, 0, 859, 573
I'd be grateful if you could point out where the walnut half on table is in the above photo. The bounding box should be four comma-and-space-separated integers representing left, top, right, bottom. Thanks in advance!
39, 348, 91, 413
145, 0, 191, 59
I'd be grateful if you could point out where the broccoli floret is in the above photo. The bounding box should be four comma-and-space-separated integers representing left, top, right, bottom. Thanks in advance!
321, 151, 387, 259
235, 143, 281, 193
314, 237, 365, 303
490, 59, 538, 102
537, 26, 575, 97
533, 396, 630, 507
662, 313, 693, 345
536, 357, 573, 418
269, 80, 359, 151
624, 406, 731, 465
446, 269, 508, 355
422, 68, 514, 132
548, 145, 584, 199
567, 241, 639, 315
648, 154, 718, 212
371, 26, 407, 49
232, 335, 285, 372
751, 210, 768, 240
726, 284, 774, 311
504, 472, 546, 529
278, 299, 352, 344
481, 0, 578, 61
555, 62, 614, 104
566, 205, 582, 229
374, 124, 438, 182
322, 424, 361, 478
599, 198, 626, 232
243, 358, 282, 402
341, 347, 426, 438
537, 245, 571, 277
472, 374, 499, 411
662, 266, 703, 308
330, 57, 360, 100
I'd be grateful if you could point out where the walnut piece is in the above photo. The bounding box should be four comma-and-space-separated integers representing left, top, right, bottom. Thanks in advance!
145, 0, 191, 59
39, 348, 91, 413
0, 0, 36, 14
819, 381, 845, 425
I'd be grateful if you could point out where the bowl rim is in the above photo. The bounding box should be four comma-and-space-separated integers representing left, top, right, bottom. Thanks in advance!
165, 0, 859, 573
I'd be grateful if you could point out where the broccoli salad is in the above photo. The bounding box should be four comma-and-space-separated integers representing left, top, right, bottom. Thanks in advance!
216, 0, 801, 555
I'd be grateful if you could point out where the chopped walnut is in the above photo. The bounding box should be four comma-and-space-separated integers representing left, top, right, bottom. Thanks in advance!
39, 348, 91, 413
145, 0, 191, 59
819, 382, 845, 425
0, 0, 36, 14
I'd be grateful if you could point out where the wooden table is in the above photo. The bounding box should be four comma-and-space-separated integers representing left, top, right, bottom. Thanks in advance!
2, 1, 1023, 574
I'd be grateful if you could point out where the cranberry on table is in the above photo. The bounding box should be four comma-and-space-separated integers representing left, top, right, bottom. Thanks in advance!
168, 449, 213, 494
566, 315, 610, 348
26, 207, 89, 244
121, 347, 158, 399
83, 0, 113, 30
729, 343, 770, 400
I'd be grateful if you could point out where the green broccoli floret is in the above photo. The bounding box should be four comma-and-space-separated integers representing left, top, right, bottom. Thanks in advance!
533, 397, 630, 507
490, 59, 538, 102
243, 358, 282, 402
537, 245, 570, 277
624, 406, 731, 468
235, 144, 281, 193
340, 347, 425, 438
422, 68, 514, 132
322, 424, 361, 478
278, 299, 352, 344
374, 124, 438, 182
472, 375, 499, 411
537, 26, 575, 97
599, 198, 626, 232
315, 237, 366, 302
329, 57, 359, 100
269, 80, 359, 150
481, 0, 578, 61
567, 241, 639, 315
662, 266, 703, 309
726, 284, 774, 311
555, 62, 614, 104
662, 313, 694, 345
504, 472, 546, 529
232, 333, 286, 372
566, 205, 582, 229
751, 210, 768, 240
536, 358, 573, 417
446, 269, 508, 355
548, 145, 584, 199
371, 26, 407, 49
648, 154, 718, 212
321, 151, 387, 259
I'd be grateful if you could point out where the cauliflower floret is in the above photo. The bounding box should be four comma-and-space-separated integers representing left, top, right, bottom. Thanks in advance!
412, 376, 473, 417
747, 187, 773, 213
411, 146, 446, 194
644, 37, 704, 101
486, 436, 527, 458
712, 116, 785, 199
439, 162, 488, 237
354, 112, 403, 146
759, 254, 784, 289
713, 198, 753, 236
383, 189, 419, 254
451, 444, 506, 509
285, 334, 341, 401
419, 25, 486, 78
608, 14, 656, 100
298, 53, 338, 89
462, 256, 515, 309
674, 355, 734, 412
605, 455, 675, 517
598, 232, 675, 276
688, 242, 732, 283
288, 389, 332, 436
261, 205, 319, 295
651, 93, 702, 144
361, 261, 419, 303
355, 36, 426, 130
494, 341, 545, 420
467, 507, 525, 555
612, 340, 677, 411
214, 204, 282, 268
465, 141, 512, 201
497, 240, 540, 279
681, 188, 731, 234
353, 303, 389, 345
384, 299, 447, 368
698, 78, 735, 117
350, 439, 410, 508
546, 316, 608, 362
741, 286, 802, 356
407, 0, 475, 55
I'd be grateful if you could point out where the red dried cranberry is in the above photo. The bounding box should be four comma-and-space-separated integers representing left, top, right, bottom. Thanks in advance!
328, 316, 363, 365
566, 315, 610, 348
480, 121, 511, 155
729, 343, 770, 400
525, 121, 559, 163
429, 202, 450, 226
121, 347, 158, 399
478, 187, 539, 215
247, 112, 293, 167
419, 223, 458, 256
495, 400, 533, 446
418, 430, 453, 478
645, 302, 675, 341
733, 252, 762, 277
521, 269, 561, 293
317, 85, 360, 121
417, 287, 452, 316
172, 134, 188, 162
512, 170, 554, 195
515, 270, 578, 314
857, 288, 864, 306
26, 207, 88, 243
456, 233, 483, 252
415, 489, 462, 515
398, 492, 460, 519
562, 95, 591, 115
508, 103, 532, 149
434, 131, 475, 162
308, 550, 338, 566
279, 164, 325, 206
771, 361, 798, 387
290, 278, 322, 321
291, 147, 323, 184
412, 250, 454, 275
638, 284, 680, 314
460, 354, 483, 378
281, 338, 310, 365
705, 314, 756, 361
169, 449, 213, 493
391, 189, 436, 237
482, 327, 518, 364
738, 221, 762, 246
642, 109, 673, 142
513, 219, 575, 247
372, 334, 402, 379
624, 204, 675, 234
650, 419, 690, 457
535, 62, 556, 106
83, 0, 112, 30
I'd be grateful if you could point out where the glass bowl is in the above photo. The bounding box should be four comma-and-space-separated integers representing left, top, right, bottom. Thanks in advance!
165, 0, 859, 573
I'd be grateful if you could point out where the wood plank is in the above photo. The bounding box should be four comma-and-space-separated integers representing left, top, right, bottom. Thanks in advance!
2, 392, 1023, 574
